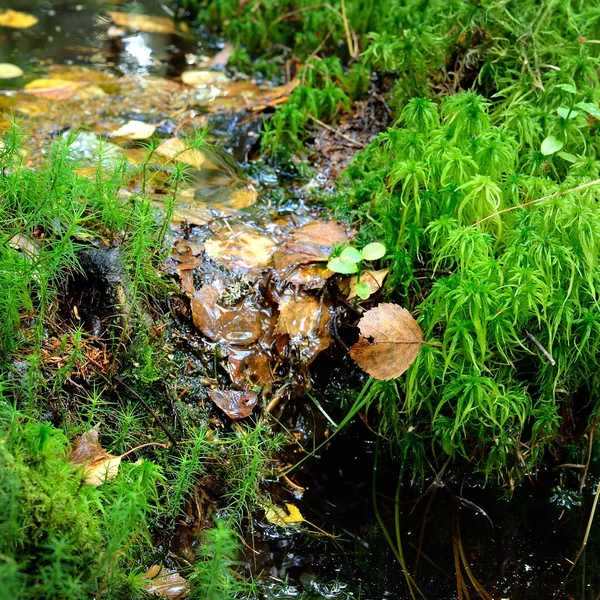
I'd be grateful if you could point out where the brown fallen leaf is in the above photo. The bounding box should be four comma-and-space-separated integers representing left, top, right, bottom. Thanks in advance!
227, 347, 274, 389
143, 565, 188, 599
0, 9, 38, 29
208, 389, 258, 419
284, 263, 333, 289
275, 293, 332, 364
347, 268, 389, 299
205, 225, 276, 271
107, 11, 189, 36
70, 428, 121, 486
155, 137, 205, 169
349, 303, 423, 380
227, 187, 258, 210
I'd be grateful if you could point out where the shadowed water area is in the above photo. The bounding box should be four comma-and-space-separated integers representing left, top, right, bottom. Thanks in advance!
1, 2, 599, 599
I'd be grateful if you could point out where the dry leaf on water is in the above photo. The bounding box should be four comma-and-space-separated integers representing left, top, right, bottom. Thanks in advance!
111, 119, 156, 140
155, 137, 205, 169
0, 63, 23, 79
107, 11, 189, 36
208, 389, 258, 419
0, 9, 38, 29
143, 565, 188, 599
70, 428, 121, 486
350, 303, 423, 380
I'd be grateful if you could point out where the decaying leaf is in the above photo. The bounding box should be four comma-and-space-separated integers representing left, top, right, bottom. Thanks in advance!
208, 389, 258, 419
155, 137, 205, 169
227, 347, 274, 389
70, 428, 121, 486
111, 119, 156, 140
347, 269, 388, 300
107, 11, 189, 36
181, 70, 230, 87
24, 78, 81, 101
0, 9, 38, 29
275, 293, 332, 364
143, 565, 188, 599
227, 187, 258, 210
349, 303, 423, 380
205, 225, 276, 271
264, 503, 305, 527
0, 63, 23, 79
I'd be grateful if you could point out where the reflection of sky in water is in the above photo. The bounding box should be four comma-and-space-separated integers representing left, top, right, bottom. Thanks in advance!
122, 33, 153, 74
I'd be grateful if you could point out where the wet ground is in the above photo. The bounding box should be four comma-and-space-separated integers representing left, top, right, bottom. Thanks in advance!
2, 2, 599, 599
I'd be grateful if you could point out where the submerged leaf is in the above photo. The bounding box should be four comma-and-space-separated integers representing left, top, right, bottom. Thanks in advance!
181, 70, 230, 87
264, 503, 305, 527
349, 303, 423, 380
205, 226, 276, 271
208, 389, 258, 419
155, 137, 205, 169
107, 11, 188, 36
0, 9, 38, 29
111, 119, 156, 140
143, 565, 188, 599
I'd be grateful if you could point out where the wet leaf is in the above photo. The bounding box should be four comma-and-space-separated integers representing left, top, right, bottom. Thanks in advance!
276, 293, 332, 364
541, 135, 563, 156
111, 119, 156, 140
0, 9, 38, 29
181, 70, 230, 87
205, 225, 276, 271
264, 503, 305, 527
208, 389, 258, 419
155, 137, 205, 169
349, 303, 423, 380
361, 242, 386, 261
0, 63, 23, 79
70, 428, 121, 486
227, 187, 258, 210
107, 11, 189, 36
227, 348, 274, 389
347, 269, 388, 300
143, 565, 188, 599
284, 263, 333, 289
24, 78, 80, 100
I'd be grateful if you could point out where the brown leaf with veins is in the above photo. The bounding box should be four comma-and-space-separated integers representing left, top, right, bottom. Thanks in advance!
349, 303, 423, 380
208, 389, 258, 419
143, 565, 188, 599
347, 269, 389, 299
70, 428, 121, 486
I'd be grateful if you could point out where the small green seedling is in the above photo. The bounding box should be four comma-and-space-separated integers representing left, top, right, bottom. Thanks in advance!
328, 242, 386, 299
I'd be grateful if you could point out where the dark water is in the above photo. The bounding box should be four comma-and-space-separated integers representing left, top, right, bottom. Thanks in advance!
2, 2, 599, 599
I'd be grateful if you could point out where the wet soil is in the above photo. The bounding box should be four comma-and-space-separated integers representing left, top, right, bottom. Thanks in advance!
2, 2, 599, 599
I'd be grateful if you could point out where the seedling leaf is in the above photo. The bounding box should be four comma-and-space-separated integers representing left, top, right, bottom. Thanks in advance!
556, 107, 579, 120
339, 246, 362, 264
355, 281, 371, 299
350, 303, 423, 380
576, 102, 600, 120
361, 242, 386, 261
557, 83, 577, 94
541, 135, 563, 156
327, 257, 358, 274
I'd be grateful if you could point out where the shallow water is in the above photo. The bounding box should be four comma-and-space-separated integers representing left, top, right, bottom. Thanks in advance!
1, 2, 599, 599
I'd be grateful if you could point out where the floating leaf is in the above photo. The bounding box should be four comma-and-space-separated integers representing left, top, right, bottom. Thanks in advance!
576, 101, 600, 120
107, 11, 189, 36
339, 246, 362, 264
264, 503, 305, 527
208, 389, 258, 419
155, 138, 205, 169
556, 107, 579, 120
327, 257, 358, 274
111, 119, 156, 140
361, 242, 386, 261
0, 9, 38, 29
70, 428, 121, 486
541, 135, 563, 156
349, 303, 423, 380
0, 63, 23, 79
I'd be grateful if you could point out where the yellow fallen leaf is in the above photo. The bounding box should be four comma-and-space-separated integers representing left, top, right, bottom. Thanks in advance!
0, 63, 23, 79
84, 455, 122, 486
107, 11, 189, 36
111, 119, 156, 140
264, 503, 305, 527
24, 78, 81, 100
0, 9, 38, 29
227, 187, 258, 210
181, 70, 230, 87
155, 137, 205, 169
205, 226, 276, 270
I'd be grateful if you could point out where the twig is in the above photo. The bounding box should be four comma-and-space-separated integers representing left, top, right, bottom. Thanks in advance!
307, 114, 365, 147
472, 178, 600, 227
524, 329, 556, 366
114, 375, 178, 445
580, 431, 594, 494
554, 478, 600, 598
